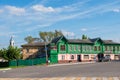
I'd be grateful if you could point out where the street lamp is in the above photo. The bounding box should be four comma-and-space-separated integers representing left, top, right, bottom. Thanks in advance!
45, 42, 48, 65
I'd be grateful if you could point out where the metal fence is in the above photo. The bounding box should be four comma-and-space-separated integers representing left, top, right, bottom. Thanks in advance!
0, 58, 46, 67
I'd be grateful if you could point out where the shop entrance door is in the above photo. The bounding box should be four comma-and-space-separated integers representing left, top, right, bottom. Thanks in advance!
77, 55, 81, 62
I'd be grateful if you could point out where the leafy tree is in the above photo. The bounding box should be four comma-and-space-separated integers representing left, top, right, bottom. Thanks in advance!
0, 46, 21, 61
82, 34, 87, 40
39, 32, 48, 42
24, 36, 39, 43
54, 30, 63, 37
0, 49, 3, 57
39, 30, 63, 42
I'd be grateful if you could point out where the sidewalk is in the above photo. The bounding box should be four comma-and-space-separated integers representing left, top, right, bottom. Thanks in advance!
48, 61, 95, 67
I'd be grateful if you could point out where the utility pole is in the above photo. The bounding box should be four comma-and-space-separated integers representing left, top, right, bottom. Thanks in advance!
45, 42, 48, 65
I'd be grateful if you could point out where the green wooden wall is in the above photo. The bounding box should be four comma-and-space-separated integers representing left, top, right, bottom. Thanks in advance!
49, 37, 120, 63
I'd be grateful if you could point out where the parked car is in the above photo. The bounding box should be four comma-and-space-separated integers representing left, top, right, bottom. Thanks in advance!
102, 56, 111, 62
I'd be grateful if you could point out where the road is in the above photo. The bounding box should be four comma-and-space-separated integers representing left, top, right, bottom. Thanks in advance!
0, 61, 120, 78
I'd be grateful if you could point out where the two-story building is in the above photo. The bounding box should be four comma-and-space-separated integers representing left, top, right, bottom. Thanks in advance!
21, 36, 120, 63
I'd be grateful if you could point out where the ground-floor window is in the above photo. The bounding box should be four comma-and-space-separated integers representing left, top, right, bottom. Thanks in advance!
105, 55, 110, 57
61, 55, 65, 60
71, 55, 74, 59
84, 55, 89, 59
114, 55, 119, 60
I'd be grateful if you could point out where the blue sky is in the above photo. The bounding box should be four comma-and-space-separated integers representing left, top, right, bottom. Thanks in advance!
0, 0, 120, 48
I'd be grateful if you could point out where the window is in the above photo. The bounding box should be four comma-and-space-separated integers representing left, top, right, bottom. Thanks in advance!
78, 45, 81, 51
117, 46, 119, 51
74, 45, 77, 51
114, 55, 119, 60
109, 46, 112, 51
51, 46, 57, 50
115, 46, 117, 51
71, 55, 74, 59
84, 55, 89, 59
98, 46, 101, 51
90, 46, 93, 51
60, 45, 65, 51
87, 46, 91, 51
106, 55, 110, 58
94, 46, 97, 51
87, 46, 90, 51
84, 46, 87, 51
105, 46, 108, 51
83, 46, 85, 51
69, 45, 72, 51
61, 55, 65, 60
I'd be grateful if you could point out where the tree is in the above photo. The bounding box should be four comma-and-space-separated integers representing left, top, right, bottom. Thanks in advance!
0, 46, 21, 61
39, 30, 63, 42
39, 32, 48, 42
24, 36, 39, 43
0, 49, 3, 57
82, 34, 87, 40
54, 30, 63, 37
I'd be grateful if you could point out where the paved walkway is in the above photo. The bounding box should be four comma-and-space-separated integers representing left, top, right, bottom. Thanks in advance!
0, 77, 120, 80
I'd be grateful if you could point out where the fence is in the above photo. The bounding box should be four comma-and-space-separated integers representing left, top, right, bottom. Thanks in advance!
0, 58, 46, 67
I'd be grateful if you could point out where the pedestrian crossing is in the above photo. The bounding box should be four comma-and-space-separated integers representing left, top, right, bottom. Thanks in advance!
0, 77, 120, 80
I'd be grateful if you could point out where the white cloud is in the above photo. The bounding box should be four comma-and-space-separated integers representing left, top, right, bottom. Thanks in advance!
81, 28, 87, 31
32, 5, 55, 12
0, 0, 120, 37
0, 9, 3, 13
113, 9, 120, 12
5, 5, 25, 15
26, 24, 52, 31
62, 30, 75, 37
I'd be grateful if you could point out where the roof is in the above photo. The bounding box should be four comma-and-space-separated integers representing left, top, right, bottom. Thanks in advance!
68, 39, 92, 44
51, 36, 67, 44
103, 40, 120, 45
68, 38, 120, 44
89, 37, 102, 43
21, 36, 120, 47
21, 42, 49, 47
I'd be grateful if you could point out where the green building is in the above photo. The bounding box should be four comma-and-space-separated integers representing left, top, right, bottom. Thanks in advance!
49, 36, 120, 63
22, 36, 120, 63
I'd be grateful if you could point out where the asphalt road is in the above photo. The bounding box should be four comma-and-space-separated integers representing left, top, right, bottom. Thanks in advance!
0, 61, 120, 78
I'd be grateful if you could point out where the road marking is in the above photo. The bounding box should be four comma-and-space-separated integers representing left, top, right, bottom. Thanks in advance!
0, 77, 120, 80
85, 77, 91, 80
103, 77, 109, 80
113, 77, 119, 80
48, 62, 95, 67
108, 77, 113, 80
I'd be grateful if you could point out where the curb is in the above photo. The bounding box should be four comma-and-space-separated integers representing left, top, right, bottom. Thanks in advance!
0, 68, 12, 71
48, 62, 95, 67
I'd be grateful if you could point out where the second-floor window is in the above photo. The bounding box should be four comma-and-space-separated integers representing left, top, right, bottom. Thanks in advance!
98, 46, 101, 51
60, 45, 65, 51
74, 45, 77, 51
69, 45, 72, 51
78, 45, 81, 51
94, 46, 97, 51
51, 46, 57, 50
